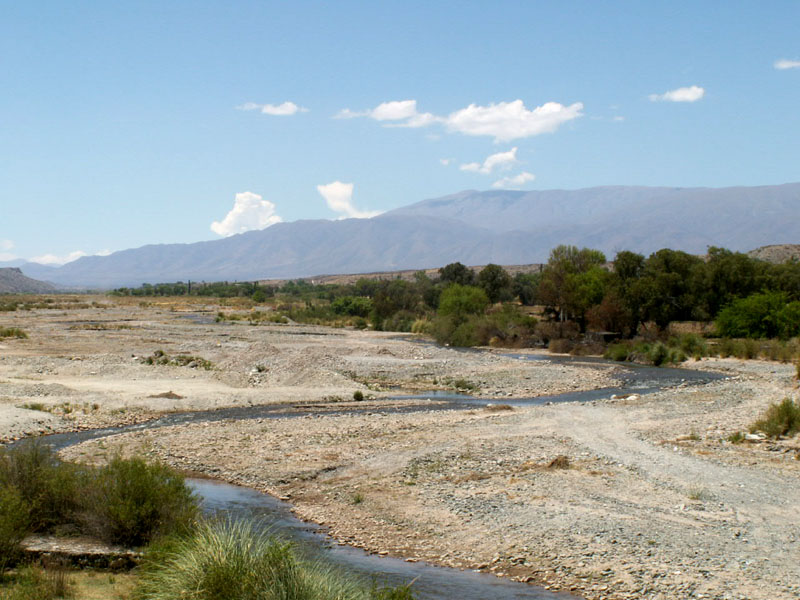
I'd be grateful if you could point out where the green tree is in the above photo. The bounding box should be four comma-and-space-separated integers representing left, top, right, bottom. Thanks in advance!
439, 262, 475, 286
539, 245, 607, 326
477, 264, 513, 303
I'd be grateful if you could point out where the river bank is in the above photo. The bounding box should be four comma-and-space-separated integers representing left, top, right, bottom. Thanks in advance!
3, 301, 800, 599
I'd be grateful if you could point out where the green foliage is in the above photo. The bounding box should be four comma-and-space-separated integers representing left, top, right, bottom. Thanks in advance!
353, 391, 364, 402
476, 264, 513, 303
715, 292, 800, 339
437, 284, 489, 319
602, 340, 686, 366
438, 262, 474, 286
83, 457, 198, 547
331, 296, 373, 318
135, 518, 413, 600
539, 245, 607, 327
750, 398, 800, 439
0, 328, 27, 339
0, 486, 29, 572
0, 441, 84, 533
251, 290, 267, 303
0, 566, 74, 600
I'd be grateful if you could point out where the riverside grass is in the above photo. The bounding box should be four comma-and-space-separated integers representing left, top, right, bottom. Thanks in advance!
135, 518, 414, 600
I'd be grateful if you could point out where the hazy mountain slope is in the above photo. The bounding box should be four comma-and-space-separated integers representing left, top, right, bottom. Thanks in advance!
387, 183, 800, 248
39, 216, 538, 288
21, 183, 800, 288
0, 268, 57, 293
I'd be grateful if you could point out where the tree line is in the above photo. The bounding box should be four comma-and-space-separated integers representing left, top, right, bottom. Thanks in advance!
113, 245, 800, 344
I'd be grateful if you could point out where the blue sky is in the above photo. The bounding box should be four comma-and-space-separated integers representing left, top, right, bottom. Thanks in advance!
1, 1, 798, 265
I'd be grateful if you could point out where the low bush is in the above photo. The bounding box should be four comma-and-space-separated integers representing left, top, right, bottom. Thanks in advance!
0, 327, 27, 339
0, 441, 84, 533
82, 457, 198, 547
548, 338, 573, 354
750, 398, 800, 439
604, 343, 630, 362
0, 486, 29, 572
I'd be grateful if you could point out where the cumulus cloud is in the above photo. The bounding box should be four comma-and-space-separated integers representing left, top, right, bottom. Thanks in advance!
775, 59, 800, 70
460, 147, 518, 174
445, 100, 583, 142
336, 99, 582, 141
237, 101, 308, 115
335, 100, 437, 128
492, 172, 535, 189
316, 181, 382, 219
648, 86, 705, 102
210, 191, 282, 237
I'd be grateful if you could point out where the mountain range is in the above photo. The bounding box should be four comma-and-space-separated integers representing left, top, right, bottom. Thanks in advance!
6, 183, 799, 289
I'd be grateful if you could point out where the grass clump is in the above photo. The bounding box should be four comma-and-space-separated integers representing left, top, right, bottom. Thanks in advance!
136, 519, 411, 600
750, 398, 800, 439
0, 328, 27, 340
0, 566, 74, 600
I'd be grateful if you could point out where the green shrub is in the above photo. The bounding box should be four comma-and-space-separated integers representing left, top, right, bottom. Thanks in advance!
604, 343, 630, 362
0, 441, 84, 533
0, 486, 29, 572
353, 391, 364, 402
136, 518, 406, 600
750, 398, 800, 439
0, 327, 27, 339
82, 457, 198, 547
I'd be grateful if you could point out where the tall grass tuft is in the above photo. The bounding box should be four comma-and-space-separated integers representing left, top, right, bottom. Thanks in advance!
135, 518, 398, 600
0, 567, 74, 600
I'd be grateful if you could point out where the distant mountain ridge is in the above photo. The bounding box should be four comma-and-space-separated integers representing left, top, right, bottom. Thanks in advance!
11, 183, 800, 288
0, 268, 56, 294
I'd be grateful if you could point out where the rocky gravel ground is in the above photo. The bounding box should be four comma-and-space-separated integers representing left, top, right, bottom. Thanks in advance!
4, 300, 799, 599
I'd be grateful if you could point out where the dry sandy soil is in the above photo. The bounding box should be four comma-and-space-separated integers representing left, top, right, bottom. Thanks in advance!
2, 298, 799, 600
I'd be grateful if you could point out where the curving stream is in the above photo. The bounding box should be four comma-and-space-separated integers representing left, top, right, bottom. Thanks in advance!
12, 351, 725, 600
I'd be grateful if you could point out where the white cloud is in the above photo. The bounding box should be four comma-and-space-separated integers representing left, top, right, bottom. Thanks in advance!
775, 59, 800, 70
237, 101, 308, 116
210, 191, 282, 237
492, 172, 535, 189
460, 147, 518, 174
613, 115, 625, 122
336, 99, 582, 141
0, 240, 13, 251
439, 158, 452, 166
445, 100, 583, 142
316, 181, 381, 219
649, 85, 705, 102
30, 250, 89, 265
335, 100, 437, 128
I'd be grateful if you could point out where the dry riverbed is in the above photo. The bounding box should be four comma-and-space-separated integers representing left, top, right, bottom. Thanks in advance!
3, 300, 800, 599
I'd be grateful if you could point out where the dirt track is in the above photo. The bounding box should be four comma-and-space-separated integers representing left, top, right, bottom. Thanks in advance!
2, 300, 799, 599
